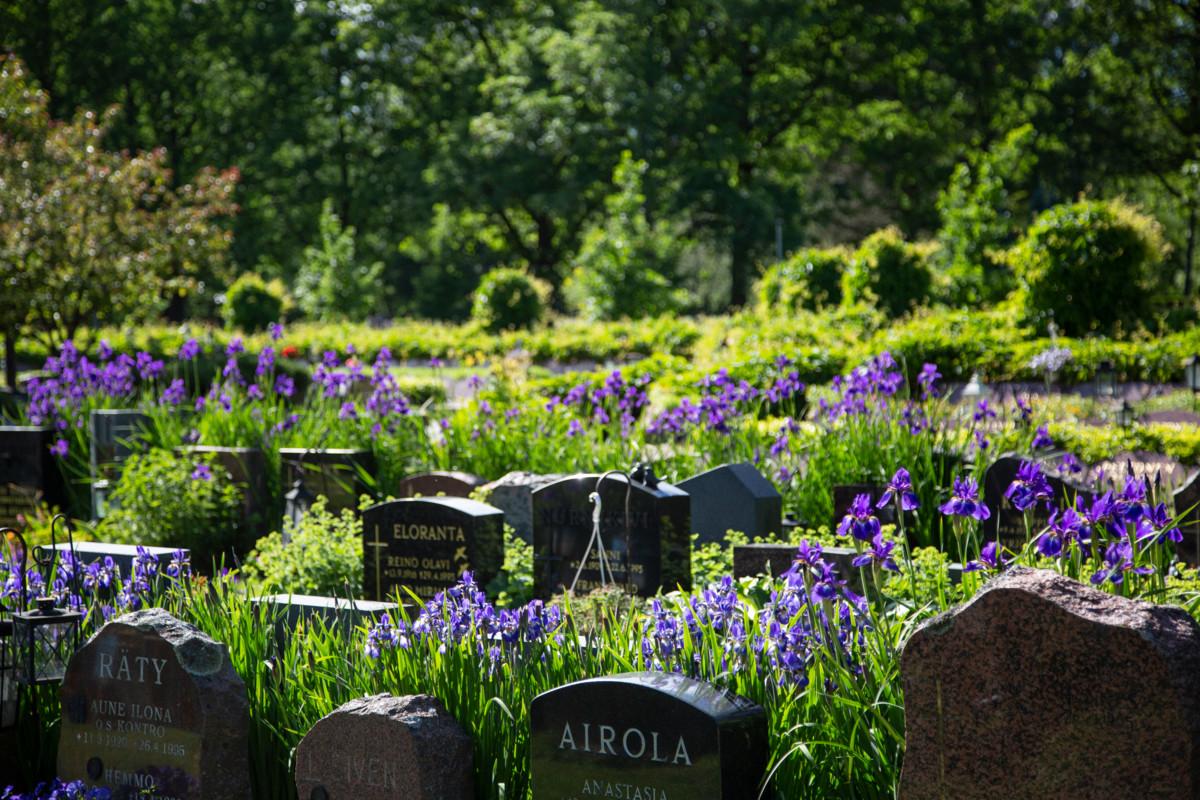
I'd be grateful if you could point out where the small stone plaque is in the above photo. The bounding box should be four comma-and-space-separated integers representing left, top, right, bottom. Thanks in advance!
530, 672, 768, 800
532, 474, 691, 599
678, 462, 782, 544
480, 471, 566, 543
982, 454, 1091, 550
901, 567, 1200, 798
294, 693, 472, 800
0, 425, 67, 527
362, 497, 504, 602
57, 608, 250, 800
397, 471, 486, 499
280, 448, 375, 516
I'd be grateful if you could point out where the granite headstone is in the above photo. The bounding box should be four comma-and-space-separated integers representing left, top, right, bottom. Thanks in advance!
532, 473, 691, 599
280, 448, 375, 516
362, 497, 504, 602
397, 471, 486, 499
294, 694, 472, 800
57, 608, 250, 799
0, 425, 67, 527
982, 453, 1091, 550
530, 672, 768, 800
480, 471, 566, 543
900, 568, 1200, 798
678, 462, 782, 545
1175, 472, 1200, 565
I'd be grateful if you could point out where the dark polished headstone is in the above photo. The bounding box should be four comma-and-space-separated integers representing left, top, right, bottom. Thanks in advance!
177, 446, 268, 552
0, 425, 67, 527
678, 462, 782, 545
47, 542, 185, 581
1174, 472, 1200, 565
532, 474, 691, 599
280, 447, 375, 516
397, 471, 486, 499
530, 672, 768, 800
90, 410, 151, 518
480, 471, 566, 543
57, 608, 250, 800
295, 694, 473, 800
982, 453, 1092, 550
252, 594, 400, 651
362, 497, 504, 602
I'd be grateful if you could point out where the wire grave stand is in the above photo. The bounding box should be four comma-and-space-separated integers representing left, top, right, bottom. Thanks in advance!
568, 469, 635, 596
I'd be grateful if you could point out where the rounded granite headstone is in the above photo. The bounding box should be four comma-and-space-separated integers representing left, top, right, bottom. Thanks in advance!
57, 607, 250, 800
294, 693, 473, 800
900, 567, 1200, 799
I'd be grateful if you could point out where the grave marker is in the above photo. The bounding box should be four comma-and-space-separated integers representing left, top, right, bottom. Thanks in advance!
480, 471, 566, 543
982, 454, 1091, 550
532, 473, 691, 599
57, 608, 250, 800
1174, 472, 1200, 565
397, 471, 486, 499
901, 568, 1200, 798
90, 410, 151, 518
280, 448, 375, 516
177, 446, 268, 552
678, 462, 782, 545
294, 694, 472, 800
530, 672, 768, 800
362, 497, 504, 602
0, 425, 67, 527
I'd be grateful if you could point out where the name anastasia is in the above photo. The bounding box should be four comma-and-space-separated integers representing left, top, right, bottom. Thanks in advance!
558, 722, 691, 766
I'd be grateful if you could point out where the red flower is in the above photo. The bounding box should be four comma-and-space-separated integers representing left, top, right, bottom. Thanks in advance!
281, 345, 298, 358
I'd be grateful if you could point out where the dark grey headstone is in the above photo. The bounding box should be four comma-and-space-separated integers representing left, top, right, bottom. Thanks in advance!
90, 409, 151, 477
252, 594, 400, 650
57, 608, 250, 799
982, 453, 1091, 550
280, 448, 375, 516
0, 425, 67, 527
532, 474, 691, 599
480, 471, 566, 543
177, 446, 268, 552
530, 672, 768, 799
732, 543, 875, 592
294, 694, 473, 800
1175, 472, 1200, 565
48, 542, 185, 582
397, 471, 486, 499
362, 497, 504, 602
678, 462, 782, 544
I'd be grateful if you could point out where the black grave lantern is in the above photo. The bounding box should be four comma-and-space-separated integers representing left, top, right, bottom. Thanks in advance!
284, 476, 316, 530
1116, 399, 1137, 429
1095, 360, 1117, 400
11, 515, 82, 686
0, 528, 23, 729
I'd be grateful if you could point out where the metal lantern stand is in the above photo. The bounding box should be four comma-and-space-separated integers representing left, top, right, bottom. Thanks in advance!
10, 516, 83, 688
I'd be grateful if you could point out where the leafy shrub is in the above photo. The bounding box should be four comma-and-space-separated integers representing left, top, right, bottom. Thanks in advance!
99, 450, 242, 569
294, 199, 384, 322
242, 496, 363, 596
485, 525, 533, 607
841, 227, 935, 318
222, 273, 287, 332
563, 151, 687, 320
755, 247, 849, 312
1009, 199, 1168, 336
471, 267, 550, 332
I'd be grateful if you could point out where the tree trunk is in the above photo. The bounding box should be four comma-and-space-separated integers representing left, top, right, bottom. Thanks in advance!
4, 327, 16, 391
1187, 200, 1196, 297
729, 223, 752, 309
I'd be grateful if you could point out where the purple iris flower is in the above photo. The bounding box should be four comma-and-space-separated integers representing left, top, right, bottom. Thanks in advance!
1136, 502, 1182, 545
973, 399, 996, 422
1090, 540, 1153, 586
339, 402, 358, 420
274, 374, 295, 398
1058, 453, 1083, 475
1032, 425, 1053, 449
178, 338, 201, 361
256, 346, 275, 376
878, 467, 919, 511
269, 322, 284, 341
225, 337, 244, 357
566, 419, 583, 438
940, 477, 991, 520
1005, 461, 1053, 512
964, 540, 1011, 573
190, 463, 212, 481
837, 494, 881, 541
49, 438, 69, 458
1036, 507, 1089, 559
160, 378, 186, 406
851, 534, 899, 572
917, 363, 941, 397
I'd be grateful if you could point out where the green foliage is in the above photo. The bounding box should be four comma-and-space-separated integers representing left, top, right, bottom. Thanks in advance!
841, 228, 935, 318
294, 200, 384, 322
755, 247, 850, 312
563, 152, 686, 320
1009, 199, 1169, 336
471, 267, 550, 332
691, 531, 750, 588
99, 450, 242, 568
222, 273, 287, 332
936, 125, 1038, 303
486, 525, 534, 608
242, 496, 363, 596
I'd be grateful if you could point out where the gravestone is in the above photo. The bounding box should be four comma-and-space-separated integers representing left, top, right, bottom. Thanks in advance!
480, 471, 566, 543
280, 448, 375, 516
1174, 472, 1200, 565
678, 462, 782, 545
362, 497, 504, 602
177, 446, 268, 552
252, 594, 400, 647
397, 471, 486, 499
982, 454, 1091, 550
47, 542, 185, 582
294, 694, 472, 800
532, 473, 691, 599
900, 567, 1200, 798
57, 608, 250, 800
0, 425, 67, 527
1141, 409, 1200, 426
1087, 450, 1189, 493
90, 410, 151, 518
530, 672, 768, 800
